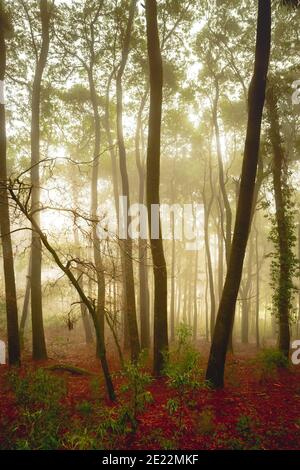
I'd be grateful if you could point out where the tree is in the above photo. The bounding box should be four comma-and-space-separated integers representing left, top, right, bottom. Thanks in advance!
116, 0, 140, 361
30, 0, 51, 360
0, 1, 20, 366
266, 81, 295, 358
145, 0, 168, 375
206, 0, 271, 388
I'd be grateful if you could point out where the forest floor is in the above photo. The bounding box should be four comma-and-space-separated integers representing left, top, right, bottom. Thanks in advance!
0, 331, 300, 450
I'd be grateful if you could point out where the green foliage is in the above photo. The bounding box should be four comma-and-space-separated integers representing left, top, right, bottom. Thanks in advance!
76, 400, 93, 416
263, 180, 299, 324
234, 414, 261, 450
8, 368, 66, 407
164, 324, 201, 431
118, 351, 153, 431
257, 348, 289, 380
8, 368, 67, 450
63, 428, 98, 450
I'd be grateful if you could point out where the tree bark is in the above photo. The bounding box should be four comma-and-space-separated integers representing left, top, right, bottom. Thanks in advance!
19, 253, 32, 349
30, 0, 50, 360
116, 0, 140, 361
0, 27, 20, 366
206, 0, 271, 388
145, 0, 168, 375
266, 83, 291, 358
135, 90, 150, 349
87, 65, 106, 357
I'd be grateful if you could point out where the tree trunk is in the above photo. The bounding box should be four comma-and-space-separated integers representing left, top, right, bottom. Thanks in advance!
266, 83, 291, 358
0, 29, 20, 366
255, 227, 260, 348
30, 0, 50, 360
135, 90, 150, 349
206, 0, 271, 388
213, 79, 232, 265
193, 249, 198, 342
87, 66, 106, 357
145, 0, 168, 375
19, 253, 32, 349
116, 0, 140, 361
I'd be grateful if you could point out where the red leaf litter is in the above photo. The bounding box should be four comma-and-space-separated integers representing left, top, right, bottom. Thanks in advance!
0, 344, 299, 450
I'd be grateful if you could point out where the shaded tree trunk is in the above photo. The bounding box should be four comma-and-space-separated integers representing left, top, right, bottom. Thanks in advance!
87, 65, 106, 357
0, 27, 20, 366
206, 0, 271, 388
135, 90, 150, 349
116, 0, 140, 361
30, 0, 50, 360
19, 253, 32, 349
266, 83, 291, 358
145, 0, 168, 375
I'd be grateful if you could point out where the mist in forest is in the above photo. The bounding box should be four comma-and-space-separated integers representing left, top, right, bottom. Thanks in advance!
0, 0, 300, 453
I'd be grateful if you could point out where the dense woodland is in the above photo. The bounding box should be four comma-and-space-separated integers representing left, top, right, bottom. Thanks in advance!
0, 0, 300, 451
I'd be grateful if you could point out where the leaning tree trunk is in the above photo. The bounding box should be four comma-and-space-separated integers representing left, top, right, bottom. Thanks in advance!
116, 0, 140, 361
146, 0, 168, 375
0, 28, 20, 366
30, 0, 50, 360
266, 83, 291, 358
206, 0, 271, 388
19, 253, 32, 349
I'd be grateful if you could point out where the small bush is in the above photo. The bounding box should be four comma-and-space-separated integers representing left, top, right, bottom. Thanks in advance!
8, 368, 66, 407
118, 351, 153, 431
257, 349, 288, 381
164, 324, 201, 431
8, 368, 67, 449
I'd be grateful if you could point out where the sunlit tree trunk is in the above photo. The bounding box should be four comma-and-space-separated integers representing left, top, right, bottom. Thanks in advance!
146, 0, 168, 375
206, 0, 271, 388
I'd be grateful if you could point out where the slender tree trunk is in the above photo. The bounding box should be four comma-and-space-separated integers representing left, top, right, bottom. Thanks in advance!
203, 193, 216, 340
255, 227, 260, 348
193, 249, 198, 342
0, 29, 20, 366
266, 83, 291, 358
213, 79, 232, 265
170, 207, 176, 342
146, 0, 168, 375
135, 90, 150, 349
116, 0, 140, 361
30, 0, 50, 360
206, 0, 271, 388
87, 66, 106, 357
19, 253, 32, 349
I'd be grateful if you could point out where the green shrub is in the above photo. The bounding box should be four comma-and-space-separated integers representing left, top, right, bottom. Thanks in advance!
164, 324, 201, 431
8, 368, 66, 407
8, 368, 67, 449
118, 350, 153, 431
257, 349, 289, 381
